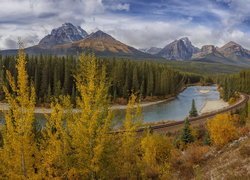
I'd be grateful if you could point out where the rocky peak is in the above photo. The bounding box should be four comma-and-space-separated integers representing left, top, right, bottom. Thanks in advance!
157, 37, 199, 60
201, 45, 216, 54
218, 41, 250, 58
38, 23, 88, 48
87, 30, 114, 40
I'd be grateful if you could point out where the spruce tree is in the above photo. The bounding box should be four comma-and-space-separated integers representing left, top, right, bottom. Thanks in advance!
181, 118, 194, 144
189, 99, 198, 117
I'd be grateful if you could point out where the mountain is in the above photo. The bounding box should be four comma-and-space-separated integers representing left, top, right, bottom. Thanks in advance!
218, 41, 250, 58
157, 37, 200, 60
140, 47, 162, 55
192, 45, 226, 63
38, 23, 88, 48
52, 30, 152, 58
192, 42, 250, 66
0, 25, 153, 58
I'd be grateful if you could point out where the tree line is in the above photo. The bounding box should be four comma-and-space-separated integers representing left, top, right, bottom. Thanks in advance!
217, 69, 250, 101
0, 54, 201, 105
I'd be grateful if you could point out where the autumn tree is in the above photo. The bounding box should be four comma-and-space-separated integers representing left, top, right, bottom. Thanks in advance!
68, 54, 113, 179
0, 45, 39, 178
115, 94, 143, 179
207, 113, 238, 147
39, 96, 72, 178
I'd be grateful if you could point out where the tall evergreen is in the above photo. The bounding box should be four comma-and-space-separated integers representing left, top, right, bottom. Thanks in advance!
181, 118, 194, 144
189, 99, 198, 117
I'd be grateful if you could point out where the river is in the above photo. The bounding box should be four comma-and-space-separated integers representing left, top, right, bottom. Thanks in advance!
114, 85, 221, 123
0, 86, 221, 125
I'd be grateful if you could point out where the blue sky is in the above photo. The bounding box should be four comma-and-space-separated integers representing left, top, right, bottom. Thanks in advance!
1, 0, 250, 49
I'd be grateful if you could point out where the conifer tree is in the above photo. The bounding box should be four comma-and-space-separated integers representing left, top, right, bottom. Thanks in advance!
1, 45, 39, 178
181, 118, 194, 144
189, 99, 198, 117
115, 94, 143, 178
69, 54, 113, 179
40, 96, 72, 178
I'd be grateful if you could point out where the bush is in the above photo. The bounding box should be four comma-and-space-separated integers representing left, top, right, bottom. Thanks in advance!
207, 113, 238, 147
184, 144, 209, 165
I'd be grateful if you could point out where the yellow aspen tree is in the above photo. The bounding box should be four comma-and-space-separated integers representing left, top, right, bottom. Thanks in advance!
39, 96, 72, 179
207, 113, 238, 147
1, 46, 39, 179
69, 54, 113, 179
115, 94, 143, 179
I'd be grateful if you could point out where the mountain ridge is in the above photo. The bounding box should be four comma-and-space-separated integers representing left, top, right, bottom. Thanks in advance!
1, 23, 250, 66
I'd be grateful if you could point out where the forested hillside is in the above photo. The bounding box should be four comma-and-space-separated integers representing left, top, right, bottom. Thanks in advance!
217, 70, 250, 101
0, 55, 201, 104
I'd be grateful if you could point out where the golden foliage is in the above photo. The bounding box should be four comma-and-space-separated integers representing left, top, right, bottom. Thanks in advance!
69, 54, 113, 179
39, 96, 72, 178
141, 132, 173, 179
114, 94, 143, 179
207, 113, 238, 147
0, 47, 39, 178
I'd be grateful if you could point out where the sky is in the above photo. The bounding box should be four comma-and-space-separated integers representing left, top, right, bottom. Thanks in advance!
1, 0, 250, 50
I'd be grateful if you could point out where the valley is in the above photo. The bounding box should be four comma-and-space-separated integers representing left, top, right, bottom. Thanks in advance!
1, 1, 250, 179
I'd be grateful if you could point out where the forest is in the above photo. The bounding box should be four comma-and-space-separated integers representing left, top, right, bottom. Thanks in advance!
217, 70, 250, 101
0, 49, 249, 179
0, 54, 201, 105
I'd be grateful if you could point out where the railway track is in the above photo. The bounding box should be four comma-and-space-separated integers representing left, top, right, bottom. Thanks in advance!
136, 93, 249, 134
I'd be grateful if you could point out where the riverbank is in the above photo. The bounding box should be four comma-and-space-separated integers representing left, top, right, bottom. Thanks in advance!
0, 85, 215, 114
0, 97, 175, 114
200, 99, 229, 114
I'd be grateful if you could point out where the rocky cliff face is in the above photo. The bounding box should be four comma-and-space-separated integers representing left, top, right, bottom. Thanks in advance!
157, 37, 199, 60
218, 41, 250, 58
192, 45, 223, 59
38, 23, 88, 48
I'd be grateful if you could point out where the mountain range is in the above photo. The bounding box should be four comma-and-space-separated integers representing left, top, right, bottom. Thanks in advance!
1, 23, 250, 66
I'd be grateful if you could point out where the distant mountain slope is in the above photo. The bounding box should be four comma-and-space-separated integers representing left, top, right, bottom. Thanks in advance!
140, 47, 162, 55
38, 23, 88, 48
1, 22, 250, 66
0, 26, 154, 58
192, 42, 250, 66
157, 37, 200, 60
52, 30, 153, 58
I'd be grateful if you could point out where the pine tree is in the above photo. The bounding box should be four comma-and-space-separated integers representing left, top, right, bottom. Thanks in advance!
189, 99, 198, 117
1, 45, 39, 178
181, 118, 194, 144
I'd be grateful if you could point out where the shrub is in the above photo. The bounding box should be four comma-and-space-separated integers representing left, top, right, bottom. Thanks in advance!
207, 113, 238, 147
184, 144, 209, 165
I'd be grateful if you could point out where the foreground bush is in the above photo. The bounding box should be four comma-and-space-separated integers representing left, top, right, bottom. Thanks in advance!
207, 113, 238, 147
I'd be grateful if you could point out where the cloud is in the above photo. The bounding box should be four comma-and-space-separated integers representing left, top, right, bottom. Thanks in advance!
107, 3, 130, 11
1, 0, 250, 50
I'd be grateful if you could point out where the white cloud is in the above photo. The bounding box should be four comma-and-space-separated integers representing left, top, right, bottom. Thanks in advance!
1, 0, 250, 50
107, 3, 130, 11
